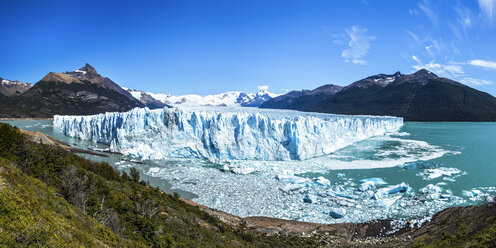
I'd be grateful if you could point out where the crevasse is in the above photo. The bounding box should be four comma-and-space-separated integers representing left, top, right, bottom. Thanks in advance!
53, 106, 403, 161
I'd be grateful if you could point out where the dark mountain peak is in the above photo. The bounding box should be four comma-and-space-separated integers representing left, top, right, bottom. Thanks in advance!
78, 63, 98, 74
66, 63, 100, 78
392, 69, 438, 85
412, 69, 438, 79
309, 84, 343, 95
344, 72, 402, 90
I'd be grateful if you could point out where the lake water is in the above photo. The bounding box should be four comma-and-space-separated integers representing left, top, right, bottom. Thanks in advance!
3, 120, 496, 224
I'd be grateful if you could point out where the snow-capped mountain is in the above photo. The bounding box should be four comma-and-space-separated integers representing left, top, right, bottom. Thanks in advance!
124, 85, 280, 108
0, 77, 32, 97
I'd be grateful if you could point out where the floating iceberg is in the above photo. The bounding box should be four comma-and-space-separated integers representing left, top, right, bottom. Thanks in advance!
418, 167, 462, 180
359, 177, 387, 191
327, 185, 358, 199
329, 208, 346, 218
372, 182, 409, 199
279, 184, 303, 193
359, 178, 387, 184
421, 184, 442, 199
221, 161, 255, 175
303, 194, 315, 203
314, 176, 331, 186
54, 106, 403, 161
463, 189, 482, 198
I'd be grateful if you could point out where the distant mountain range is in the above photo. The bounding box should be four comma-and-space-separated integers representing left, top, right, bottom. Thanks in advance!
0, 78, 32, 97
0, 64, 279, 117
260, 69, 496, 121
124, 86, 279, 108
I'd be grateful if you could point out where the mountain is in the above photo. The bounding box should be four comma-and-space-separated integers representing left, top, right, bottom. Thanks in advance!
124, 86, 279, 108
240, 86, 279, 107
122, 88, 168, 109
0, 77, 32, 97
262, 84, 344, 110
0, 64, 143, 118
260, 69, 496, 121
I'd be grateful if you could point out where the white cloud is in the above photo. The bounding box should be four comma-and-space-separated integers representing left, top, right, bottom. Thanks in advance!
460, 77, 493, 86
469, 59, 496, 70
405, 29, 422, 44
412, 58, 464, 78
409, 57, 495, 87
478, 0, 496, 23
341, 26, 375, 65
412, 55, 422, 65
257, 85, 269, 91
451, 2, 474, 40
418, 0, 439, 27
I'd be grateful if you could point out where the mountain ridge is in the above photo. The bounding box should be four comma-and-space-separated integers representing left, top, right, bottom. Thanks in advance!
0, 64, 144, 117
260, 69, 496, 121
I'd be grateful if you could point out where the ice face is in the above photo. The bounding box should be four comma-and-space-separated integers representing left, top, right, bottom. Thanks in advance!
54, 106, 403, 161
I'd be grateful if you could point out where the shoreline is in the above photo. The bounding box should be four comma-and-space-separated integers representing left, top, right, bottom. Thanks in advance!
0, 117, 54, 121
181, 197, 487, 246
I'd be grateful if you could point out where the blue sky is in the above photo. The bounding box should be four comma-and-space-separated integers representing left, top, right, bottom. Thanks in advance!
1, 0, 496, 96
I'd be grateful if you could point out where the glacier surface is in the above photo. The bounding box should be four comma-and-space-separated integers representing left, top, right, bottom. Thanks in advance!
54, 106, 403, 161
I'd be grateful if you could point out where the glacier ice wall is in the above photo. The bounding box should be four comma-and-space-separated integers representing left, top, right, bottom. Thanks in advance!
53, 107, 403, 161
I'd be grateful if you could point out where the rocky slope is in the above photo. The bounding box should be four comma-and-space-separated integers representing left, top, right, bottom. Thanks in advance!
261, 69, 496, 121
0, 64, 144, 117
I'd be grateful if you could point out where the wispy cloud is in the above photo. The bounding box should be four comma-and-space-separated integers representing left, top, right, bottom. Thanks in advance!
410, 57, 494, 87
469, 59, 496, 70
450, 1, 474, 39
407, 33, 448, 58
418, 0, 439, 27
412, 55, 422, 65
340, 26, 375, 65
478, 0, 496, 24
460, 77, 493, 86
411, 56, 464, 78
405, 29, 422, 44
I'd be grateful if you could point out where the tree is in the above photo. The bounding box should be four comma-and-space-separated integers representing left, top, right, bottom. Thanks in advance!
129, 167, 140, 183
61, 165, 89, 213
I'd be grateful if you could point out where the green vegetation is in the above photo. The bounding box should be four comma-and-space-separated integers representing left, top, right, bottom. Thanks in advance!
0, 123, 318, 247
411, 201, 496, 248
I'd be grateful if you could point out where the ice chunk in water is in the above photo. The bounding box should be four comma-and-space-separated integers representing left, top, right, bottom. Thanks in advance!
303, 194, 315, 203
327, 185, 358, 199
314, 176, 331, 186
418, 167, 461, 180
359, 178, 387, 185
220, 162, 255, 174
279, 184, 302, 194
463, 189, 482, 198
421, 184, 442, 199
359, 178, 387, 191
372, 183, 409, 199
329, 208, 346, 219
376, 195, 401, 208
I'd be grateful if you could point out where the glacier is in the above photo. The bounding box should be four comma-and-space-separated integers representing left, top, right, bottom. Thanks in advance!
53, 106, 403, 161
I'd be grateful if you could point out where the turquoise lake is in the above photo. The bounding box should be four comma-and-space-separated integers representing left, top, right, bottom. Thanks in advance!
3, 120, 496, 224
